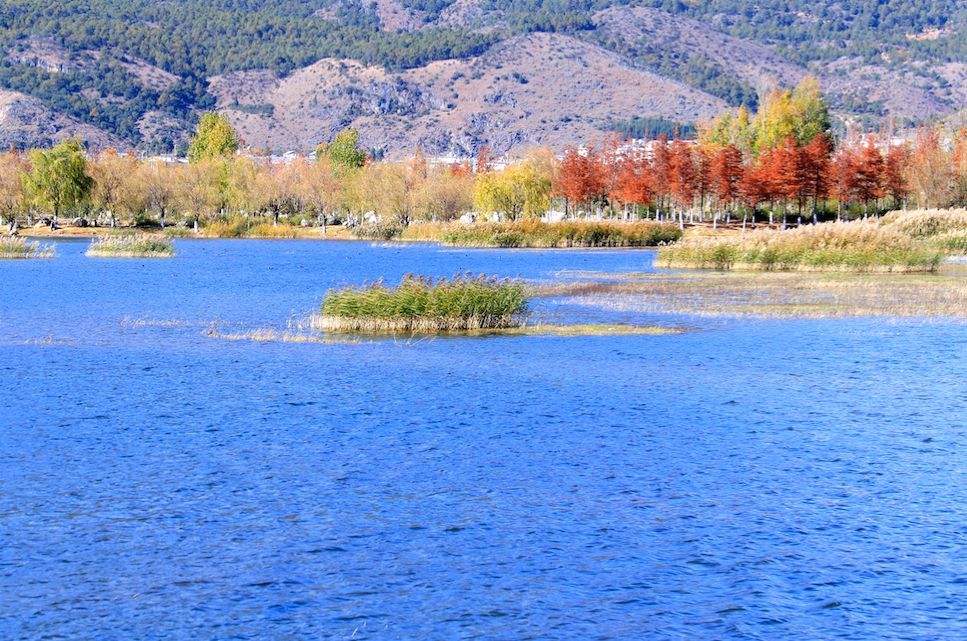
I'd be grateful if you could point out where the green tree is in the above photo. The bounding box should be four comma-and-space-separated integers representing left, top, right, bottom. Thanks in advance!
317, 127, 367, 172
755, 76, 831, 152
188, 112, 239, 162
790, 76, 832, 145
23, 138, 94, 226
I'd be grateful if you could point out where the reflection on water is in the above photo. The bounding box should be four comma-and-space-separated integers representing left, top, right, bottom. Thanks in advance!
2, 239, 966, 640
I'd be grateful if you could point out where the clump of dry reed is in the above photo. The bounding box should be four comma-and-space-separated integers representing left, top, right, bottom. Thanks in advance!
881, 208, 967, 238
314, 273, 528, 333
881, 209, 967, 254
657, 220, 941, 272
0, 236, 55, 258
87, 235, 174, 257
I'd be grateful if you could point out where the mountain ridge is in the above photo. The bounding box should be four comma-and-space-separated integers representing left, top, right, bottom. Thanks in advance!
0, 0, 962, 155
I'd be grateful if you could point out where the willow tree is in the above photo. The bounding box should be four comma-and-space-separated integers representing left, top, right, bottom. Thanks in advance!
23, 138, 94, 227
473, 159, 551, 221
90, 149, 145, 226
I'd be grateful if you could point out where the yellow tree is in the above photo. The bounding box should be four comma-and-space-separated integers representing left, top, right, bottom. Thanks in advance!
357, 160, 426, 226
417, 165, 475, 222
0, 151, 26, 226
296, 157, 342, 228
138, 160, 176, 227
473, 158, 551, 220
223, 156, 264, 216
90, 149, 144, 225
174, 160, 219, 223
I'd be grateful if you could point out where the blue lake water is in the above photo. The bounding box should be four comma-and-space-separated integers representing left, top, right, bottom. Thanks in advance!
2, 239, 966, 640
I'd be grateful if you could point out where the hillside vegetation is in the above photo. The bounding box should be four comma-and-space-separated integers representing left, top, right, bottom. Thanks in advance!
0, 0, 963, 154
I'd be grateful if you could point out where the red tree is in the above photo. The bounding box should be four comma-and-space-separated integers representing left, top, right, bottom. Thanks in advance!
651, 135, 672, 210
883, 143, 911, 207
798, 134, 832, 219
854, 140, 885, 210
667, 139, 696, 211
475, 145, 495, 173
711, 144, 744, 209
554, 148, 604, 215
612, 151, 654, 213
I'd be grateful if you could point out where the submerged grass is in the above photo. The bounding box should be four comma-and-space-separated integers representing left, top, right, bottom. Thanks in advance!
207, 322, 680, 342
537, 271, 967, 319
87, 235, 175, 258
405, 220, 683, 248
657, 220, 942, 272
497, 323, 684, 336
0, 236, 54, 259
315, 274, 529, 333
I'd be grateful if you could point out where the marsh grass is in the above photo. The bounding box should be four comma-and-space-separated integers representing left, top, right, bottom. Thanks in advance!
87, 235, 175, 257
880, 209, 967, 255
657, 220, 942, 272
0, 236, 54, 259
537, 272, 967, 318
425, 220, 683, 248
315, 274, 529, 333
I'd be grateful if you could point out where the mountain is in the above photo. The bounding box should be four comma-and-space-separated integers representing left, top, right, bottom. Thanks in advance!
0, 0, 963, 156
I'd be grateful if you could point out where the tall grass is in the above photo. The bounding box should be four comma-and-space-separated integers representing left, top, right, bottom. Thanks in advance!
880, 208, 967, 238
881, 209, 967, 254
428, 220, 682, 248
657, 220, 943, 272
315, 274, 529, 333
87, 235, 175, 257
0, 236, 54, 259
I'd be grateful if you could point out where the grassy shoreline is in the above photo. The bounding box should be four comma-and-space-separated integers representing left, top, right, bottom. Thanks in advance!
20, 220, 683, 248
657, 218, 948, 273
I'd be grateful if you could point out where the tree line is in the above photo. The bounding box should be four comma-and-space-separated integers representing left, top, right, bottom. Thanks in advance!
1, 93, 965, 233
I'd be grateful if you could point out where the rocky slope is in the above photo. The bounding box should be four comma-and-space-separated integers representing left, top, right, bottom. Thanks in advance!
211, 33, 727, 157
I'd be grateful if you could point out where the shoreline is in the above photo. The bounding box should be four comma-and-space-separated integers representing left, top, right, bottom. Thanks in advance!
16, 223, 675, 249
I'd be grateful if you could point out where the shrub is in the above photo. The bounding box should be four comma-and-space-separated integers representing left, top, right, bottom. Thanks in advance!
351, 222, 405, 241
315, 274, 529, 333
204, 217, 252, 238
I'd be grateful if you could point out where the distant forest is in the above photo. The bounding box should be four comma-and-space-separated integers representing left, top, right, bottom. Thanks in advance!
0, 0, 962, 147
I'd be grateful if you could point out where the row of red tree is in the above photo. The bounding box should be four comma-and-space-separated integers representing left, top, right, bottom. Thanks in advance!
553, 128, 966, 220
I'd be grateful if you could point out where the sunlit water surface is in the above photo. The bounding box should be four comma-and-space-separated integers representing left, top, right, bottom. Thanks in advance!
2, 240, 965, 640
